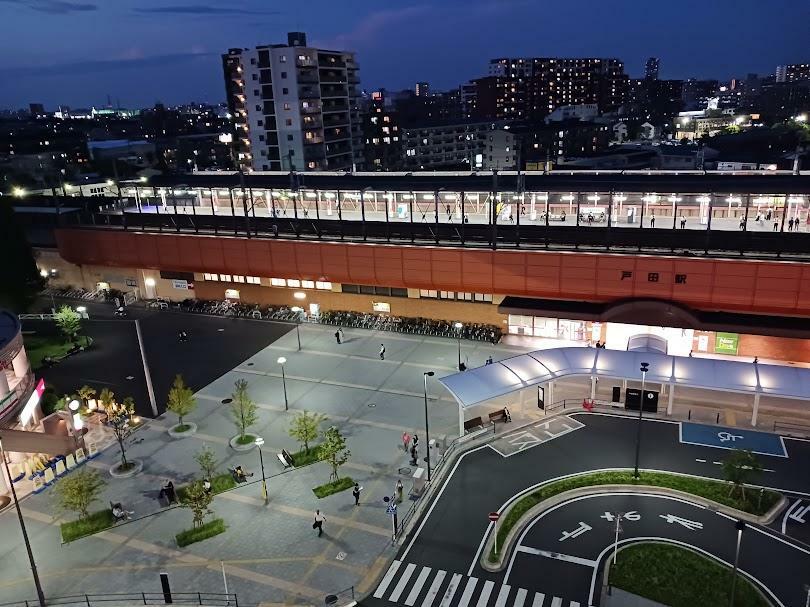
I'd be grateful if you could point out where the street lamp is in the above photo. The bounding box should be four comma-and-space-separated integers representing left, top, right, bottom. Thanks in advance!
290, 306, 303, 351
278, 357, 289, 411
0, 438, 46, 607
423, 371, 435, 481
254, 437, 267, 504
633, 361, 650, 479
729, 520, 746, 606
454, 322, 463, 371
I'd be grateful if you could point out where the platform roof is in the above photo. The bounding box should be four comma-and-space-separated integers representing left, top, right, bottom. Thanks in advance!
438, 346, 810, 408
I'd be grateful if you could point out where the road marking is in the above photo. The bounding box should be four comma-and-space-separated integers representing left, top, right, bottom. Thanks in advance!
439, 573, 462, 607
516, 546, 598, 567
782, 499, 803, 534
532, 593, 545, 607
559, 522, 592, 542
390, 563, 416, 602
570, 602, 580, 607
550, 597, 562, 607
374, 560, 401, 598
695, 458, 706, 463
475, 580, 495, 607
405, 567, 432, 606
494, 583, 511, 607
659, 514, 703, 530
513, 588, 527, 607
420, 569, 447, 607
457, 577, 478, 607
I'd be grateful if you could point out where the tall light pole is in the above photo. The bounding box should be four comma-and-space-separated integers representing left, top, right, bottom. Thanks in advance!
278, 357, 289, 411
454, 322, 463, 371
423, 371, 435, 481
0, 439, 46, 607
254, 437, 268, 504
633, 361, 650, 479
729, 520, 746, 607
290, 306, 303, 351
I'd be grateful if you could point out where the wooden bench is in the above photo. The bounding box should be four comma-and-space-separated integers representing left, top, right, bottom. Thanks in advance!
277, 449, 294, 468
463, 416, 484, 432
488, 409, 508, 423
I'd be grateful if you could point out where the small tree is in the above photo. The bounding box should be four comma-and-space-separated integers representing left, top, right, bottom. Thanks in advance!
77, 385, 96, 409
166, 374, 196, 430
194, 445, 218, 480
181, 480, 213, 528
98, 388, 115, 412
288, 410, 327, 453
55, 469, 106, 519
54, 305, 81, 344
319, 426, 351, 482
107, 396, 136, 471
722, 449, 762, 499
230, 379, 258, 441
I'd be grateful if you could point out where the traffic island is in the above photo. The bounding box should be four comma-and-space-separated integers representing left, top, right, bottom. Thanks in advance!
313, 477, 355, 498
481, 469, 785, 571
229, 434, 260, 451
167, 422, 198, 438
605, 542, 772, 607
109, 459, 143, 478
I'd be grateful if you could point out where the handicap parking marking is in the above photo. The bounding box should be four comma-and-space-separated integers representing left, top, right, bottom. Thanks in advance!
679, 422, 788, 458
490, 416, 585, 457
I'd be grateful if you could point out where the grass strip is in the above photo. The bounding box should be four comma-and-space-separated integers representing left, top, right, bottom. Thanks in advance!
25, 336, 75, 369
313, 477, 354, 498
609, 542, 770, 607
290, 444, 323, 467
177, 472, 236, 500
489, 470, 780, 562
60, 509, 115, 543
175, 518, 226, 547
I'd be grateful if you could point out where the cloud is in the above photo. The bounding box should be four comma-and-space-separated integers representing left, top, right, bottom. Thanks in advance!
315, 6, 431, 49
133, 4, 278, 15
0, 0, 97, 13
0, 51, 215, 78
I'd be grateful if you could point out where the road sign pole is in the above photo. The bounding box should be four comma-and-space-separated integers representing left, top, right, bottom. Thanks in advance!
612, 512, 623, 565
494, 519, 498, 555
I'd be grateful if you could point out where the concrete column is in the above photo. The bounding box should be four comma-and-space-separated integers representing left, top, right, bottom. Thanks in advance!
519, 388, 526, 418
12, 348, 29, 378
752, 392, 760, 427
0, 368, 10, 398
548, 381, 554, 408
667, 383, 675, 415
590, 376, 596, 400
458, 403, 465, 437
622, 379, 627, 391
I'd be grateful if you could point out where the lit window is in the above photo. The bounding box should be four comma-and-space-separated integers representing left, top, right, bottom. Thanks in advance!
203, 273, 218, 281
279, 55, 287, 63
420, 289, 438, 298
301, 280, 315, 289
271, 278, 286, 286
219, 274, 232, 282
247, 276, 261, 284
233, 275, 245, 283
284, 103, 291, 110
286, 279, 301, 288
316, 281, 332, 290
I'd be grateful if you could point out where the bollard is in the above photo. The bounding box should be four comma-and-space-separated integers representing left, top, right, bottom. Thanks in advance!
688, 409, 692, 420
716, 412, 720, 424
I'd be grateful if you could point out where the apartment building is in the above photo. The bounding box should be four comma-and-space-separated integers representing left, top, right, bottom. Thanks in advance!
401, 121, 516, 170
222, 32, 363, 172
776, 63, 810, 83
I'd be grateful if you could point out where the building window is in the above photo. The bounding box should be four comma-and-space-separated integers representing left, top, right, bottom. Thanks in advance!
316, 281, 332, 290
246, 276, 261, 284
256, 105, 262, 111
253, 89, 259, 96
219, 274, 232, 282
282, 87, 289, 95
233, 275, 245, 283
203, 273, 218, 281
286, 279, 301, 288
301, 280, 315, 289
308, 161, 316, 169
271, 278, 286, 286
285, 118, 293, 126
420, 289, 438, 298
258, 120, 263, 126
287, 134, 294, 140
252, 74, 258, 81
283, 103, 291, 110
259, 135, 265, 141
279, 55, 287, 63
281, 71, 287, 78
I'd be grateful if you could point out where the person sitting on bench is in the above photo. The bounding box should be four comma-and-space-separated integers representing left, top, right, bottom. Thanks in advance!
111, 502, 133, 522
232, 465, 253, 483
503, 407, 512, 423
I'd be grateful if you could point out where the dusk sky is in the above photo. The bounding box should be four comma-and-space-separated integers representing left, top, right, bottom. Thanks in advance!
0, 0, 807, 110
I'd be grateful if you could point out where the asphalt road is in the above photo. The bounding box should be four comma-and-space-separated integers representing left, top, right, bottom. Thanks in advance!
24, 299, 292, 417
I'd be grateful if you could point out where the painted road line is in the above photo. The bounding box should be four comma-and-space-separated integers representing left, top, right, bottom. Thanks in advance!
373, 559, 401, 598
695, 458, 707, 463
438, 573, 463, 607
494, 583, 511, 607
679, 421, 788, 457
405, 566, 432, 606
550, 597, 563, 607
390, 563, 417, 602
516, 546, 598, 567
420, 570, 447, 607
475, 580, 495, 607
513, 588, 528, 607
532, 593, 545, 607
570, 602, 580, 607
457, 577, 478, 607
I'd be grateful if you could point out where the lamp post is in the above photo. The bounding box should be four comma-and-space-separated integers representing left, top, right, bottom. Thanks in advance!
454, 322, 463, 371
633, 361, 650, 479
729, 520, 746, 606
278, 357, 289, 411
423, 371, 435, 481
290, 306, 303, 351
254, 437, 268, 504
0, 438, 46, 607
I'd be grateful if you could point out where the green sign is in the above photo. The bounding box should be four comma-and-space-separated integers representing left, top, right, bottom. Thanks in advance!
714, 332, 740, 355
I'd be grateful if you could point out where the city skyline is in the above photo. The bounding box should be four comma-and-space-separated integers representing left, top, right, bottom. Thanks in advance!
0, 0, 807, 109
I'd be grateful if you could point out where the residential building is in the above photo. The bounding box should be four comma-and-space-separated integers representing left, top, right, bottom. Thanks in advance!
645, 57, 660, 80
682, 79, 719, 111
401, 121, 515, 170
362, 92, 402, 171
513, 119, 611, 167
674, 110, 753, 140
222, 32, 363, 172
415, 82, 430, 98
776, 63, 810, 83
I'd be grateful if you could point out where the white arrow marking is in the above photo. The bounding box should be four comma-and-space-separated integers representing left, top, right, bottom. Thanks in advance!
788, 503, 810, 525
659, 514, 703, 531
559, 521, 592, 542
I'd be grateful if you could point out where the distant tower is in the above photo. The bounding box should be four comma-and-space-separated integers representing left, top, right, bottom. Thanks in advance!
645, 57, 660, 80
415, 82, 430, 97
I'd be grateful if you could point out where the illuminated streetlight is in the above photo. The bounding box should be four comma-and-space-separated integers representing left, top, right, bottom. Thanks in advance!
12, 187, 26, 197
255, 437, 268, 504
454, 322, 464, 371
795, 114, 808, 123
423, 371, 435, 481
278, 357, 289, 411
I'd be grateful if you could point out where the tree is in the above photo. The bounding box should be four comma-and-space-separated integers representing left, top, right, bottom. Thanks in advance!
77, 385, 97, 408
722, 449, 762, 499
194, 445, 218, 480
0, 199, 45, 312
230, 379, 258, 440
166, 374, 196, 429
181, 480, 213, 528
98, 388, 115, 412
107, 396, 136, 471
55, 469, 106, 519
54, 305, 81, 344
319, 426, 350, 482
288, 410, 327, 453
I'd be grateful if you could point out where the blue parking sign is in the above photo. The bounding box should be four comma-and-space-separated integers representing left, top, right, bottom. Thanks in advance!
680, 422, 787, 457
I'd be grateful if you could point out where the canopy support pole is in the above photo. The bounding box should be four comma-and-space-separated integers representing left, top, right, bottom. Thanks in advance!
752, 392, 760, 427
667, 383, 675, 415
590, 376, 596, 400
458, 401, 465, 437
548, 380, 554, 408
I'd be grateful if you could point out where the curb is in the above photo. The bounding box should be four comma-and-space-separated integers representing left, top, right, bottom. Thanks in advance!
481, 482, 788, 572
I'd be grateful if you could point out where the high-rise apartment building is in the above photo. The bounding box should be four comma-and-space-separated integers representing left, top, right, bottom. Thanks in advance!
776, 63, 810, 83
645, 57, 660, 80
415, 82, 430, 97
222, 32, 363, 172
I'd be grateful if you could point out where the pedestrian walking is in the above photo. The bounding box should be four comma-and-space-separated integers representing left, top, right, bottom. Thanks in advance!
352, 483, 362, 506
739, 217, 746, 230
773, 219, 779, 231
650, 214, 655, 228
379, 344, 386, 360
410, 444, 418, 466
338, 327, 344, 343
680, 215, 687, 229
313, 510, 326, 536
396, 479, 404, 503
788, 218, 795, 231
402, 431, 411, 452
412, 434, 419, 450
766, 208, 772, 221
334, 330, 341, 344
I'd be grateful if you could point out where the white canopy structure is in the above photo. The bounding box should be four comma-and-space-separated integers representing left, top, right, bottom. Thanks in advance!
439, 347, 810, 433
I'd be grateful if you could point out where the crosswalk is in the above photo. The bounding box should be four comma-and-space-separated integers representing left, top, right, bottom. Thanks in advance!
372, 560, 591, 607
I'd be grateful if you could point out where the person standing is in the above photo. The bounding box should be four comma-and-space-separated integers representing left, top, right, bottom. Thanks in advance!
379, 344, 386, 360
402, 431, 411, 453
412, 434, 419, 451
650, 213, 655, 228
352, 483, 362, 506
396, 479, 404, 503
409, 444, 418, 466
334, 330, 341, 345
338, 327, 344, 343
773, 218, 779, 232
313, 510, 326, 536
680, 215, 687, 229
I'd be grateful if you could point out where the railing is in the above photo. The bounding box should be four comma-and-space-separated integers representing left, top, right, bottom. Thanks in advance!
18, 313, 57, 320
0, 592, 237, 607
773, 420, 810, 438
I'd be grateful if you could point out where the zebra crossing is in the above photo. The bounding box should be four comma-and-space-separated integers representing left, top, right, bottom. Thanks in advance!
372, 560, 592, 607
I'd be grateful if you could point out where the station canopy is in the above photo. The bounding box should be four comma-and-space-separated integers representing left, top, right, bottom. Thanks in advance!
439, 347, 810, 409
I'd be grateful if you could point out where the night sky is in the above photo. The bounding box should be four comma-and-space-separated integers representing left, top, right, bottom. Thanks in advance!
0, 0, 807, 110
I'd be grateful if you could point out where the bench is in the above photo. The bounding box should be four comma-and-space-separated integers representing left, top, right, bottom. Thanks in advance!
463, 416, 484, 432
488, 408, 510, 423
277, 449, 294, 468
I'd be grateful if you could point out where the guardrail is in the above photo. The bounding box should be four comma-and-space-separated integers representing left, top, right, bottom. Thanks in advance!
18, 314, 56, 320
0, 592, 238, 607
